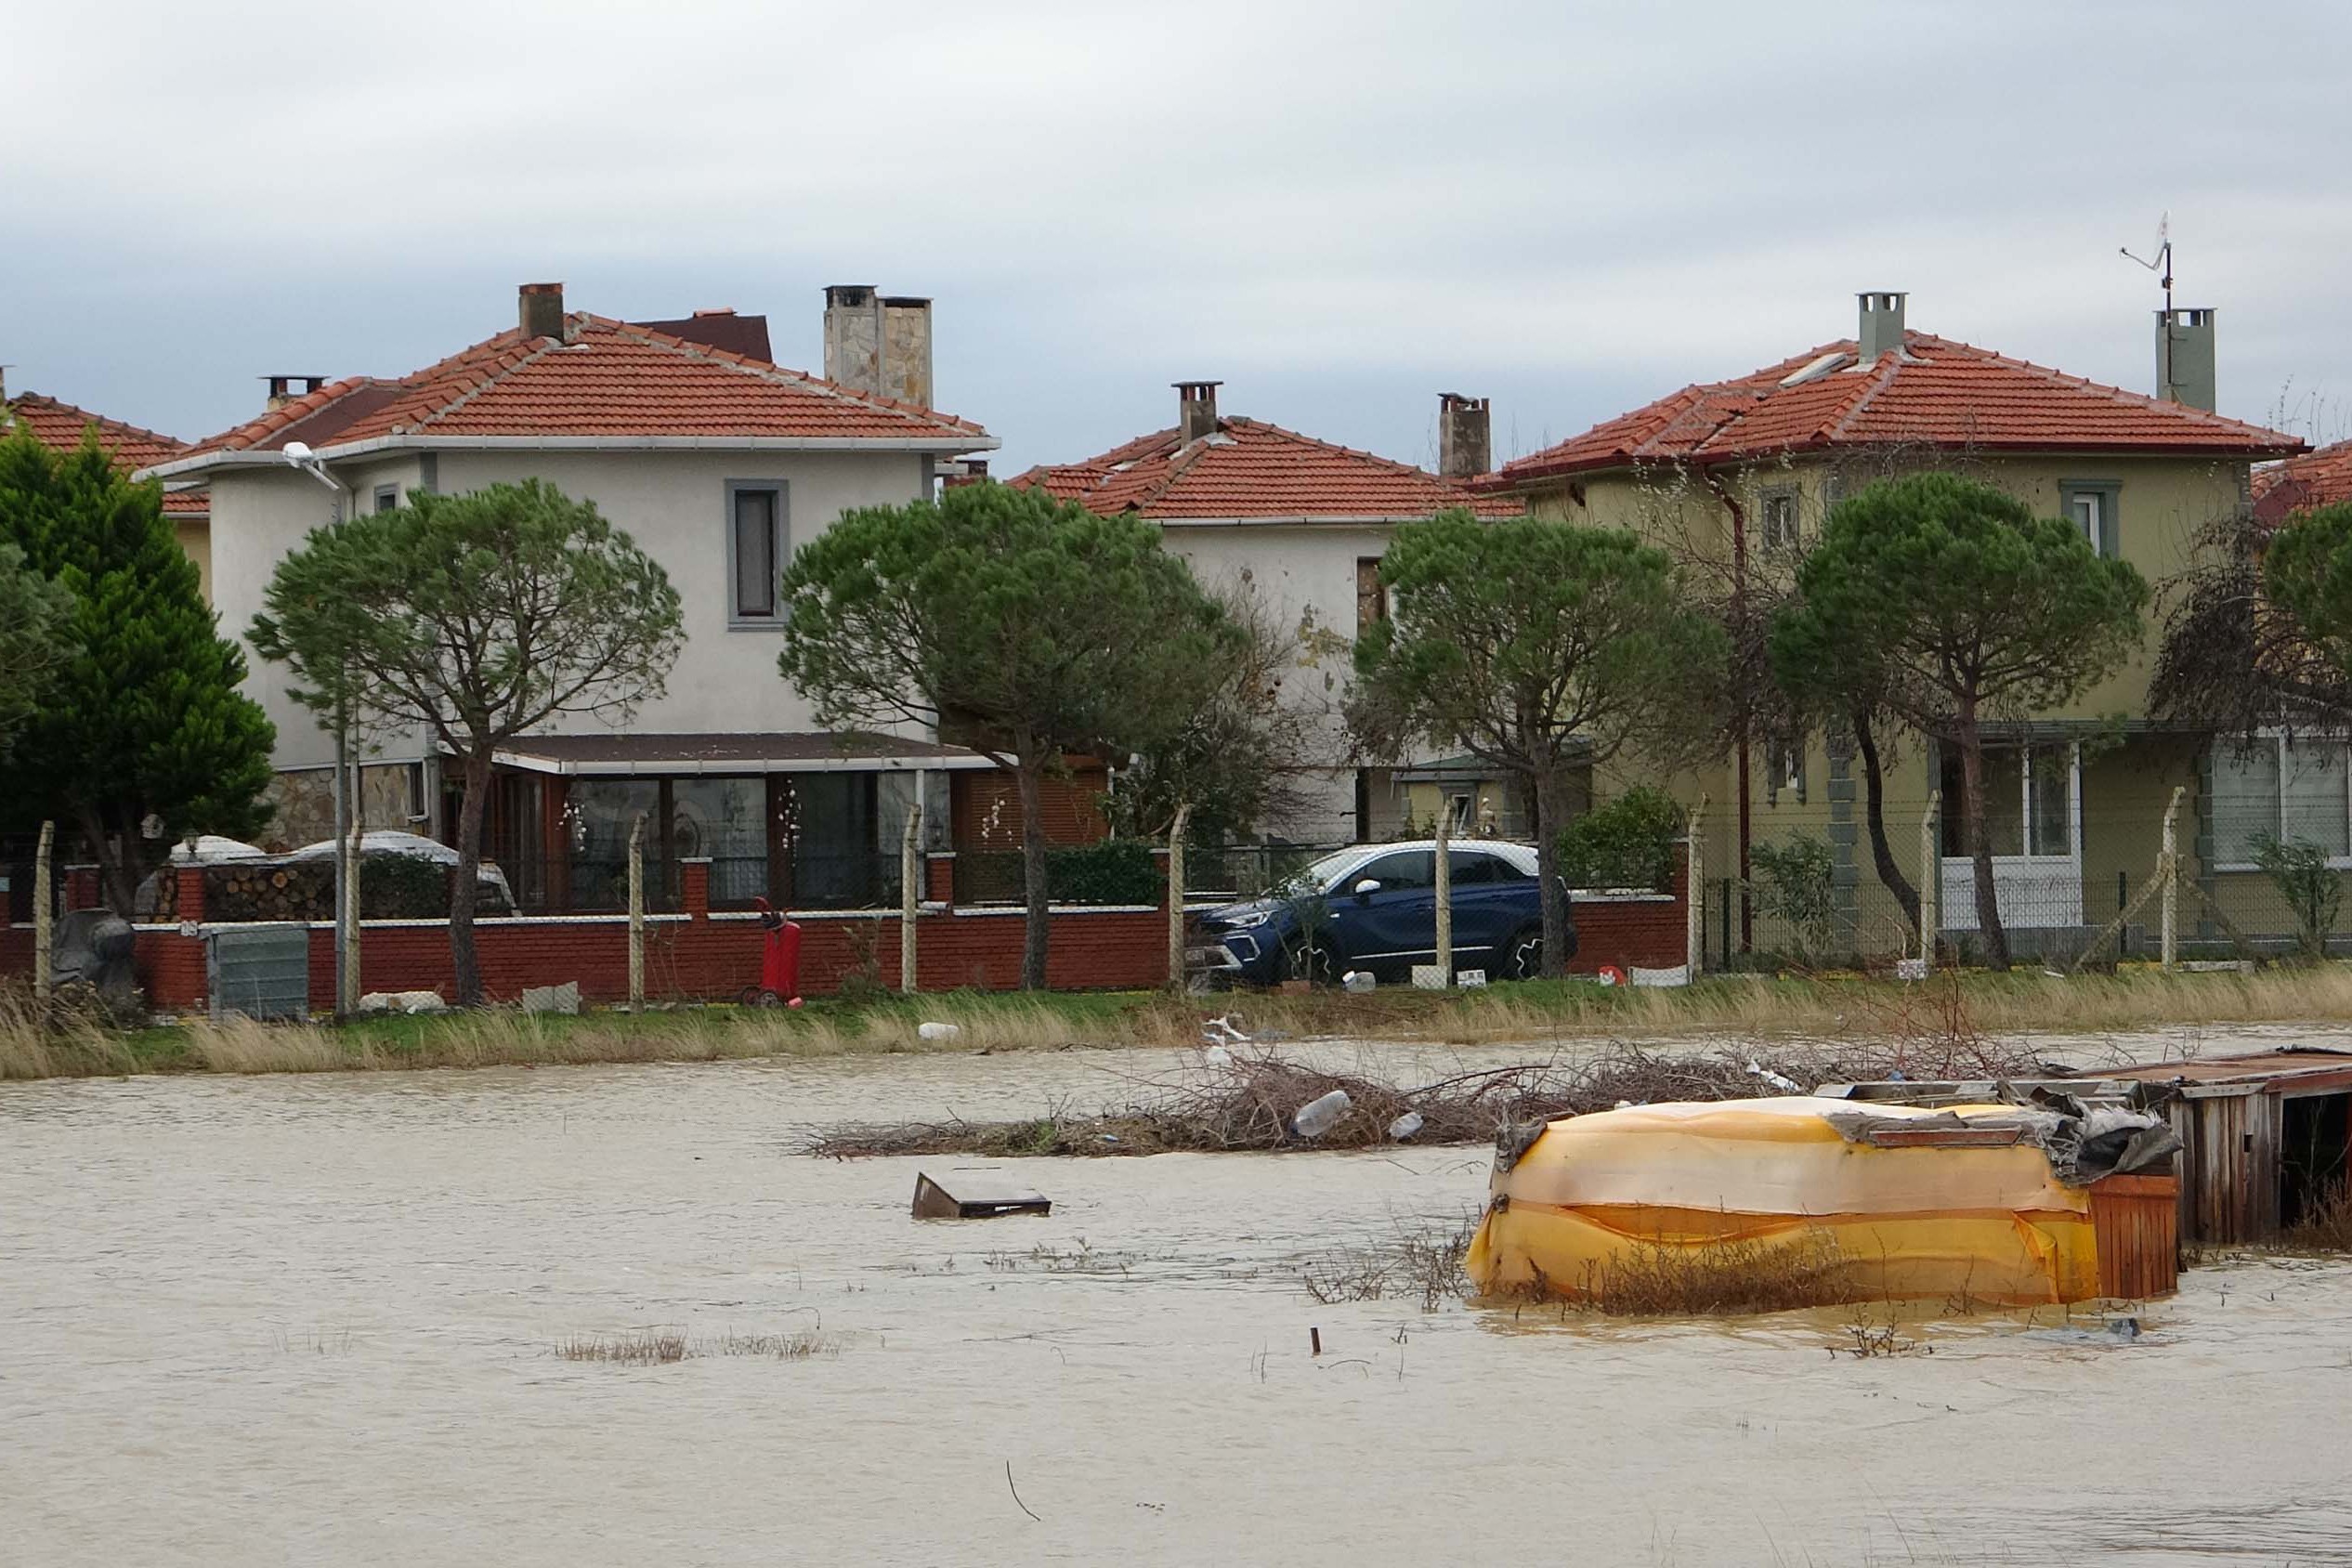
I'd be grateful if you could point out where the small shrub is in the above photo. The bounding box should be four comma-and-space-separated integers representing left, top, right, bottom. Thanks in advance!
1556, 786, 1681, 891
1749, 833, 1838, 967
2251, 833, 2342, 960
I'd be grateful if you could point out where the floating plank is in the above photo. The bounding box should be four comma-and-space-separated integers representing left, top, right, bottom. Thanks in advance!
911, 1172, 1051, 1220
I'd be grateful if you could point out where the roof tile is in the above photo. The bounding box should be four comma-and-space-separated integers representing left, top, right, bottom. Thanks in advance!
1011, 417, 1520, 521
1496, 332, 2304, 485
179, 313, 988, 461
4, 392, 208, 516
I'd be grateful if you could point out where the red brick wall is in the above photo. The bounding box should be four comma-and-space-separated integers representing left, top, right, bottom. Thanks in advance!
7, 848, 1692, 1008
1565, 851, 1691, 973
104, 905, 1170, 1011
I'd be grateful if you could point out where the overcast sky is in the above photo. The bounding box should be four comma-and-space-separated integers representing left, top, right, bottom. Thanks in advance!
7, 0, 2350, 475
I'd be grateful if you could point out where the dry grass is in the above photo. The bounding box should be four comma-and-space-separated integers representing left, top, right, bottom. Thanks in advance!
555, 1326, 844, 1365
1300, 1213, 1481, 1311
2282, 1180, 2352, 1252
10, 959, 2352, 1083
1554, 1229, 1855, 1316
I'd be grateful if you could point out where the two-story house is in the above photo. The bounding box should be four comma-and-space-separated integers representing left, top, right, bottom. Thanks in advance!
140, 283, 1005, 912
1486, 291, 2305, 957
1013, 382, 1522, 846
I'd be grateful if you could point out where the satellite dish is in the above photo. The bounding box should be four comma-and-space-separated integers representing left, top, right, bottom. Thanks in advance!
282, 441, 314, 463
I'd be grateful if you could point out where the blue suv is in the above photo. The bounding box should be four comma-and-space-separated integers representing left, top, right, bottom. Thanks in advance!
1194, 841, 1574, 986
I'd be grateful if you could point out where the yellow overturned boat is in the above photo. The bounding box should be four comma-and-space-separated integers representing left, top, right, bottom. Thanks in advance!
1466, 1095, 2180, 1307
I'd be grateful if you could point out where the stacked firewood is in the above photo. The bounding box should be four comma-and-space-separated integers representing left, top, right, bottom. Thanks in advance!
207, 861, 336, 922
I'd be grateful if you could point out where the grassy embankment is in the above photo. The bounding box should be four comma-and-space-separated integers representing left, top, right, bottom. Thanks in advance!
5, 961, 2351, 1082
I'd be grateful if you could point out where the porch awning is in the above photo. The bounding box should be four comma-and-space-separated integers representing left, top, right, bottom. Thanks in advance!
483, 731, 998, 777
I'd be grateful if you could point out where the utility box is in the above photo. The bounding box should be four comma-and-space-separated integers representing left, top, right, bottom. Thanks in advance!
207, 924, 312, 1022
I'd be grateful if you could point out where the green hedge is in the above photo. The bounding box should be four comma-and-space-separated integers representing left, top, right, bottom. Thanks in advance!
956, 839, 1167, 906
1555, 786, 1682, 891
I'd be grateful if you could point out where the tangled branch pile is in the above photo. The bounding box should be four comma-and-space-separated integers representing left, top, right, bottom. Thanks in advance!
804, 1036, 2049, 1159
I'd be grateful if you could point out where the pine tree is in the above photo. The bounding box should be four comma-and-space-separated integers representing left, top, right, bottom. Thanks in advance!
0, 425, 276, 908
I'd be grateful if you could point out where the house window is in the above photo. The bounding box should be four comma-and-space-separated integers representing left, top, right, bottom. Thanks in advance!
1767, 738, 1805, 804
372, 484, 399, 513
1940, 742, 2074, 856
2060, 480, 2121, 557
2213, 735, 2351, 868
726, 481, 788, 626
1356, 556, 1388, 633
1760, 488, 1799, 552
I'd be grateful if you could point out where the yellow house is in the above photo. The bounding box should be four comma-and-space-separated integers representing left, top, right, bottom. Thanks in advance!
2, 388, 212, 604
1485, 291, 2305, 962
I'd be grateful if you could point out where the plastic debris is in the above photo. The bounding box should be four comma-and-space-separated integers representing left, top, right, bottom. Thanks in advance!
1289, 1089, 1352, 1139
1746, 1059, 1802, 1092
1202, 1044, 1234, 1069
917, 1021, 962, 1041
1388, 1110, 1425, 1142
358, 989, 448, 1015
1341, 971, 1376, 993
1457, 970, 1488, 988
1201, 1014, 1251, 1047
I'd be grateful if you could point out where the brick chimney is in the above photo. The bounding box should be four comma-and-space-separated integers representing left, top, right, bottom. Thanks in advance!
823, 286, 935, 406
1437, 392, 1491, 479
2156, 307, 2216, 412
1176, 380, 1222, 444
518, 281, 566, 343
1857, 291, 1906, 362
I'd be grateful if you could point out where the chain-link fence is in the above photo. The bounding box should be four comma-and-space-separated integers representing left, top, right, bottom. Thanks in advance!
1704, 790, 2352, 970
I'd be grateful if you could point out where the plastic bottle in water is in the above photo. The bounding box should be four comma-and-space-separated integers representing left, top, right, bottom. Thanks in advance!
1290, 1089, 1352, 1139
1388, 1110, 1425, 1142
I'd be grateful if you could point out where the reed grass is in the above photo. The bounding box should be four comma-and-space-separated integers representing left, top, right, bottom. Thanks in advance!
554, 1327, 843, 1365
1556, 1229, 1855, 1316
2282, 1180, 2352, 1253
7, 960, 2352, 1082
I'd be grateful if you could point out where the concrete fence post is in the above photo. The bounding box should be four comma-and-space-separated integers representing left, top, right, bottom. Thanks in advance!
901, 777, 924, 996
627, 811, 646, 1007
1687, 798, 1707, 977
1167, 802, 1192, 989
341, 765, 363, 1016
2160, 784, 2184, 971
33, 820, 53, 1004
1919, 791, 1940, 966
1433, 806, 1453, 986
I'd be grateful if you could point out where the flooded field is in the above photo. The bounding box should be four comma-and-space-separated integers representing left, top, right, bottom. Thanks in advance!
7, 1034, 2351, 1565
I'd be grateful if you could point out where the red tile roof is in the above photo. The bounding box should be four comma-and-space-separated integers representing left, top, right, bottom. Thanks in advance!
1011, 417, 1520, 521
4, 392, 208, 516
2254, 439, 2352, 523
1496, 332, 2304, 485
164, 312, 989, 471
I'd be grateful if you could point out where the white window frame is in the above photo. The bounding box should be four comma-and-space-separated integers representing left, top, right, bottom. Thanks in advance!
2210, 730, 2352, 871
2059, 479, 2121, 558
725, 479, 790, 631
1759, 488, 1799, 552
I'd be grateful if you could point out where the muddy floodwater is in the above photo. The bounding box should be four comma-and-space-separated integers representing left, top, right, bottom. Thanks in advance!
7, 1034, 2352, 1565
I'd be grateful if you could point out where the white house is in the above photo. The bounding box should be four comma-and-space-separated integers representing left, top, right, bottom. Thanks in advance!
141, 282, 1000, 910
1013, 383, 1523, 844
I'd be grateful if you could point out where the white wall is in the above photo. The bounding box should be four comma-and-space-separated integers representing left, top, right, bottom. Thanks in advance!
1161, 520, 1399, 838
212, 447, 932, 770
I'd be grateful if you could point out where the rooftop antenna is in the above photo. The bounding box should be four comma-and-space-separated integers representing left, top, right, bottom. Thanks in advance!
2121, 213, 2174, 315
